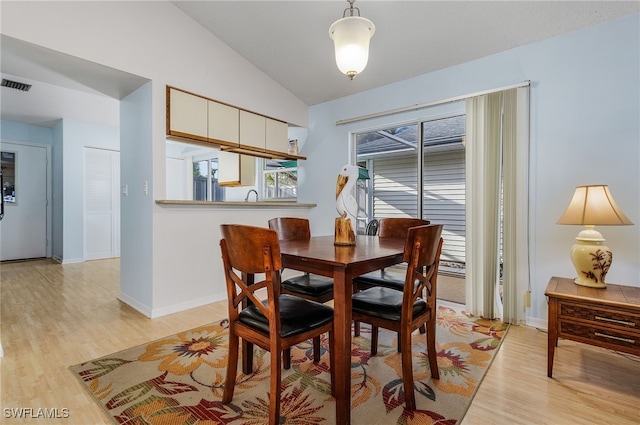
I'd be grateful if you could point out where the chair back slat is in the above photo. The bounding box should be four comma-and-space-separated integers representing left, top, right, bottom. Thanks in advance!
402, 224, 444, 315
268, 217, 311, 241
378, 217, 430, 239
403, 223, 442, 266
221, 224, 282, 271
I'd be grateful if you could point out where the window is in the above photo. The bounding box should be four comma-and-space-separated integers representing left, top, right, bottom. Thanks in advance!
262, 159, 297, 200
193, 157, 224, 201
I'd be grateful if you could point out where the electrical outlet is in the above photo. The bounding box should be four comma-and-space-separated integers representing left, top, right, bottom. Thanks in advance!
525, 290, 531, 308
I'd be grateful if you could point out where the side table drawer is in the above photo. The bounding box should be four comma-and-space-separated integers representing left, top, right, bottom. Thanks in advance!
559, 321, 640, 353
559, 301, 640, 330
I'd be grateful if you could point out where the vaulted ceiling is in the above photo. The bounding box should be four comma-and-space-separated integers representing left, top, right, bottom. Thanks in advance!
173, 1, 640, 105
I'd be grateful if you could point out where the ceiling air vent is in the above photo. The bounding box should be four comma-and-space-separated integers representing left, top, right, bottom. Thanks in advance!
1, 79, 32, 92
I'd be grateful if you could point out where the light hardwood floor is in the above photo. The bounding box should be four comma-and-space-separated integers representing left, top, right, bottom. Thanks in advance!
1, 258, 639, 424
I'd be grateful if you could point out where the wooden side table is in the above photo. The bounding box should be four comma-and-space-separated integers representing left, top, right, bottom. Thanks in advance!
545, 276, 640, 377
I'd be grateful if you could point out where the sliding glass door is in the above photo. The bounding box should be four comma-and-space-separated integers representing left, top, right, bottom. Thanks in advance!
355, 113, 466, 269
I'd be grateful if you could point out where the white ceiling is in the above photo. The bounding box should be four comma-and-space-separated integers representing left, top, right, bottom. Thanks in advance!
1, 1, 638, 127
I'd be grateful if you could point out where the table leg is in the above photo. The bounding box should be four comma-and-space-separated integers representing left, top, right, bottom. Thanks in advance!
333, 267, 352, 425
547, 297, 558, 378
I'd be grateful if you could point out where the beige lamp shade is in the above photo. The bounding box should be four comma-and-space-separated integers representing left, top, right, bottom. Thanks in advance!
557, 185, 633, 287
557, 185, 633, 226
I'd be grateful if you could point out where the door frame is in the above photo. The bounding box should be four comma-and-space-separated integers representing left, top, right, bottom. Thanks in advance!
0, 139, 52, 259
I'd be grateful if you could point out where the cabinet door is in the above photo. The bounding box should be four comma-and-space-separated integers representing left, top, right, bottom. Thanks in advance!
218, 151, 256, 187
168, 88, 208, 141
265, 118, 289, 154
239, 110, 266, 151
208, 101, 239, 146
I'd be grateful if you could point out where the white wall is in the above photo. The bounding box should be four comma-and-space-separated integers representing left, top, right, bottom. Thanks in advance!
304, 14, 640, 324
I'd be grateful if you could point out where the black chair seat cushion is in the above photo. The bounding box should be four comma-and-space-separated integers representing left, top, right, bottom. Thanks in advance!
282, 274, 334, 297
239, 294, 334, 338
352, 287, 428, 322
353, 269, 405, 291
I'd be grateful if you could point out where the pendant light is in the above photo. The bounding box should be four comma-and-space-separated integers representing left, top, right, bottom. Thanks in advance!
329, 0, 375, 80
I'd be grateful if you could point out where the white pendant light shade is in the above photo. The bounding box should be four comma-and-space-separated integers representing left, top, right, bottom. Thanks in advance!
329, 16, 375, 79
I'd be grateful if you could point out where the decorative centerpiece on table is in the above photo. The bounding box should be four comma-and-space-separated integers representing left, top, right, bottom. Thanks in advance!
335, 164, 359, 245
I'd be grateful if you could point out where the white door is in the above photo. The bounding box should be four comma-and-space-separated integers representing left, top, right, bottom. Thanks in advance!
0, 142, 48, 261
84, 147, 120, 260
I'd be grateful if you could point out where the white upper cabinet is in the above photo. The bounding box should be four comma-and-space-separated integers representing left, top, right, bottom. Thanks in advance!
217, 151, 255, 187
239, 110, 266, 151
168, 88, 208, 141
238, 112, 288, 154
265, 118, 288, 154
208, 101, 239, 147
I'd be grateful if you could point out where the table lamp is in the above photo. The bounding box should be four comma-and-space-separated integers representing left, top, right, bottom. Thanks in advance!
557, 185, 633, 287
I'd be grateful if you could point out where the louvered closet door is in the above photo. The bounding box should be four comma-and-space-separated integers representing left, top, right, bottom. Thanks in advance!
84, 147, 120, 260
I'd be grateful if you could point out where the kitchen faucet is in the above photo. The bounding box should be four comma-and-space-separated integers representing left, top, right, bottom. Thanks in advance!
244, 189, 258, 202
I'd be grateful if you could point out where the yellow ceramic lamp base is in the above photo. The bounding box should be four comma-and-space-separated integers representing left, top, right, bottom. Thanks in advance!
569, 226, 611, 288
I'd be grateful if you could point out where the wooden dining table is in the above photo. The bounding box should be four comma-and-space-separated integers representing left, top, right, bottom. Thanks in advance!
277, 234, 406, 425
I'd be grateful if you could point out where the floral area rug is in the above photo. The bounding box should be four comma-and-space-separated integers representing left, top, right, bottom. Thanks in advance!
69, 303, 508, 424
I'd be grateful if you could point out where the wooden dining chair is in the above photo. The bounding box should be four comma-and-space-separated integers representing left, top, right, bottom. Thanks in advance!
353, 217, 430, 342
354, 217, 431, 292
351, 224, 443, 410
268, 217, 334, 303
268, 217, 334, 368
220, 224, 335, 425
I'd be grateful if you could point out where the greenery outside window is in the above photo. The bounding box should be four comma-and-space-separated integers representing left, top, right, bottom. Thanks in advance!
193, 156, 224, 201
262, 159, 297, 200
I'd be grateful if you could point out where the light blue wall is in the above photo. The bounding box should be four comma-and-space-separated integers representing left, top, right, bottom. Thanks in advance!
303, 14, 640, 323
120, 82, 154, 311
59, 119, 119, 263
0, 118, 119, 263
1, 120, 52, 144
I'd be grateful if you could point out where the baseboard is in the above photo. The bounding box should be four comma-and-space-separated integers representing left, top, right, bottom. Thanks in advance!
118, 292, 153, 318
149, 294, 227, 318
526, 316, 548, 330
117, 292, 227, 319
60, 257, 84, 264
